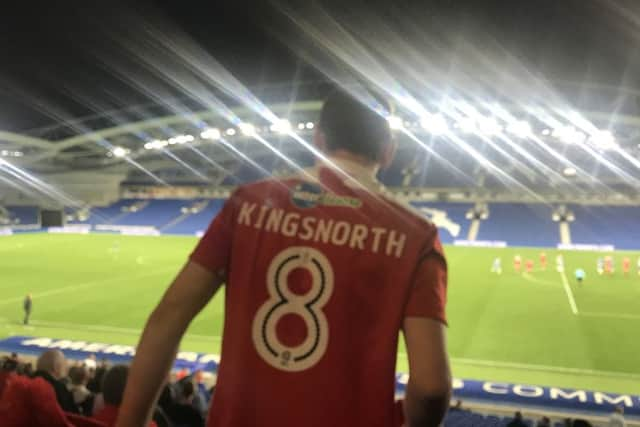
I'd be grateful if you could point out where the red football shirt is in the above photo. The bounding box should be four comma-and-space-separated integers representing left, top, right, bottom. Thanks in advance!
191, 159, 447, 427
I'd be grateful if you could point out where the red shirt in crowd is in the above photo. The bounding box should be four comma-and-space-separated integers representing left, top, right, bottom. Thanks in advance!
191, 161, 448, 427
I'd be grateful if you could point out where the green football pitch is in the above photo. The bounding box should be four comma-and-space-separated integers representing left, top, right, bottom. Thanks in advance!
1, 233, 639, 394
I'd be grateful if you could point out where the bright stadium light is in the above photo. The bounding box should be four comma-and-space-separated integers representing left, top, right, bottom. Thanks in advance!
478, 117, 503, 135
200, 128, 221, 140
420, 114, 448, 135
552, 125, 586, 144
0, 150, 8, 156
297, 122, 306, 130
563, 167, 577, 177
457, 117, 477, 133
541, 128, 551, 136
506, 120, 532, 138
238, 122, 256, 136
112, 147, 128, 158
388, 115, 403, 130
143, 142, 153, 150
225, 128, 236, 136
589, 130, 617, 149
270, 119, 292, 134
306, 122, 314, 130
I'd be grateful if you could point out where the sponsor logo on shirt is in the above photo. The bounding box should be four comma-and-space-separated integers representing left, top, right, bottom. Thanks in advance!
290, 182, 362, 209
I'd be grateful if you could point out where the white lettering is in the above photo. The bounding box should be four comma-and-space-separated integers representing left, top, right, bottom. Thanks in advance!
299, 217, 316, 240
549, 388, 588, 402
387, 231, 406, 258
371, 227, 387, 253
197, 354, 220, 364
50, 340, 75, 350
331, 221, 350, 246
265, 209, 284, 232
238, 203, 256, 226
22, 338, 53, 347
594, 392, 633, 407
103, 345, 135, 356
83, 343, 109, 353
282, 213, 300, 237
254, 205, 269, 229
514, 385, 544, 398
483, 382, 509, 395
314, 219, 333, 244
177, 352, 199, 362
452, 379, 465, 390
349, 224, 368, 250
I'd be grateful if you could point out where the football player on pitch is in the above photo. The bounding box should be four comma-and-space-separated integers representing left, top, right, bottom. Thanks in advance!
116, 90, 451, 427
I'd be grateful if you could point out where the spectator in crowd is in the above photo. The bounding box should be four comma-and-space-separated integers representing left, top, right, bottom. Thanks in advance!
507, 411, 528, 427
166, 380, 205, 427
93, 365, 157, 427
537, 416, 551, 427
0, 356, 19, 398
88, 361, 109, 394
33, 349, 79, 413
0, 370, 74, 427
449, 399, 463, 411
84, 354, 98, 370
609, 406, 626, 427
68, 365, 95, 416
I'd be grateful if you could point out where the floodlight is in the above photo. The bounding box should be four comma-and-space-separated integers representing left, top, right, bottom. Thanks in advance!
270, 119, 292, 134
238, 122, 256, 136
563, 167, 577, 177
306, 122, 314, 130
506, 120, 532, 138
420, 114, 448, 135
200, 128, 221, 140
457, 117, 476, 133
112, 147, 128, 158
297, 122, 306, 130
225, 128, 236, 136
478, 117, 502, 135
589, 130, 617, 149
541, 128, 551, 136
388, 115, 403, 130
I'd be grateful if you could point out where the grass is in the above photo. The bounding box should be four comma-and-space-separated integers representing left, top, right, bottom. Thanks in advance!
1, 233, 639, 394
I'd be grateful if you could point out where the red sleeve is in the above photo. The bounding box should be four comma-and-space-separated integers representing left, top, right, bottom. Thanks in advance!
189, 191, 240, 277
404, 233, 448, 324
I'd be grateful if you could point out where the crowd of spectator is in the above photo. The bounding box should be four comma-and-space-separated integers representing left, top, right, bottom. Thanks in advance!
0, 351, 210, 427
1, 351, 630, 427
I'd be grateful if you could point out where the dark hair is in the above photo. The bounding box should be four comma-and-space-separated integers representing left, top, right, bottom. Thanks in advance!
318, 89, 392, 161
181, 381, 195, 399
101, 365, 129, 406
69, 366, 88, 385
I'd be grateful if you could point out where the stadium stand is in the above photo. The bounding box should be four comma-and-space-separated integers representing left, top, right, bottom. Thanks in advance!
476, 203, 558, 247
410, 201, 472, 244
162, 199, 225, 235
569, 204, 640, 250
3, 206, 39, 226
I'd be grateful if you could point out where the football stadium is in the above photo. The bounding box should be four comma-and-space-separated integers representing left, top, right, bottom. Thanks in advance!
2, 2, 640, 427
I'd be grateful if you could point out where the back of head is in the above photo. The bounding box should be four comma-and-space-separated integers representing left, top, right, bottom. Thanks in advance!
69, 365, 88, 386
181, 380, 195, 400
318, 89, 392, 162
101, 365, 129, 406
36, 349, 66, 379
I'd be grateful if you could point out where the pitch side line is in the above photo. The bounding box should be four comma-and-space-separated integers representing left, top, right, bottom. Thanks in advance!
558, 269, 579, 315
0, 268, 175, 306
580, 311, 640, 321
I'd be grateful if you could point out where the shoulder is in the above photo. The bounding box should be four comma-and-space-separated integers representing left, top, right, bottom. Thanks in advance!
229, 178, 302, 203
376, 192, 438, 233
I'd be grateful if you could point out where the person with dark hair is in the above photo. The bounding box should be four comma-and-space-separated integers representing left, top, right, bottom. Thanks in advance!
93, 365, 157, 427
537, 416, 551, 427
507, 411, 528, 427
166, 380, 205, 427
116, 88, 450, 427
68, 366, 95, 416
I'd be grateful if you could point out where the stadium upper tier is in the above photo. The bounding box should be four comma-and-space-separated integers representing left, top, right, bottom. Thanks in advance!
59, 198, 640, 250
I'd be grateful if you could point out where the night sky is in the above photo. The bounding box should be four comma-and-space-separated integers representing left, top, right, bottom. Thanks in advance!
1, 0, 639, 134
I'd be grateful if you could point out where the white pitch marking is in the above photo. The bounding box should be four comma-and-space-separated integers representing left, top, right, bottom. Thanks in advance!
579, 311, 640, 321
0, 268, 175, 306
559, 269, 579, 315
396, 352, 640, 381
